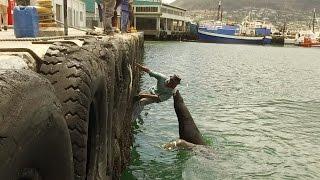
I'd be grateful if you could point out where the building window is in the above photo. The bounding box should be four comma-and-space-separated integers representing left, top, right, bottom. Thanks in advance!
56, 4, 62, 21
80, 11, 83, 22
68, 8, 73, 26
160, 7, 185, 16
136, 17, 157, 30
151, 7, 158, 12
136, 6, 158, 12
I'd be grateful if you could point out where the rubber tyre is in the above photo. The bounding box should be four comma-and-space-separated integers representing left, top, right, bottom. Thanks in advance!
0, 69, 73, 180
39, 42, 108, 180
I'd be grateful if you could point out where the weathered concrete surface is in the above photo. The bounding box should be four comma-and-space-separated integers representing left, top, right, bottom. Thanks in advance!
0, 55, 28, 69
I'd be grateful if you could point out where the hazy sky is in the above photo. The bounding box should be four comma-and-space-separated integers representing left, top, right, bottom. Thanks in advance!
163, 0, 176, 4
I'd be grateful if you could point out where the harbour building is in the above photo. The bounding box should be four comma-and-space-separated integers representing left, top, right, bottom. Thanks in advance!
85, 0, 102, 28
29, 0, 87, 28
133, 0, 189, 38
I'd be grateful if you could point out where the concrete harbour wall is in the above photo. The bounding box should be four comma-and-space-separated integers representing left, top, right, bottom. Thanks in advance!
78, 33, 144, 179
0, 32, 144, 180
101, 33, 144, 178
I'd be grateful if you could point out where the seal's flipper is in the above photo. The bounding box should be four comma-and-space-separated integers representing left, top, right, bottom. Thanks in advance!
163, 139, 196, 150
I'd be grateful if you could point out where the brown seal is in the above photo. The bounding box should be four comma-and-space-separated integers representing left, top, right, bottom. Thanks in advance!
173, 90, 206, 145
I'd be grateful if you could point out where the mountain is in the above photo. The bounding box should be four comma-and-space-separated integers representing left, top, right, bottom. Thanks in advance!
171, 0, 320, 12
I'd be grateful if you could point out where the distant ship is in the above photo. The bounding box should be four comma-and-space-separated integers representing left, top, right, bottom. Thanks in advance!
198, 1, 272, 45
294, 31, 320, 47
294, 9, 320, 47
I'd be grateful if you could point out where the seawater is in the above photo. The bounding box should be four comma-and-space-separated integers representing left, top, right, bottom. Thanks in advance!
122, 42, 320, 180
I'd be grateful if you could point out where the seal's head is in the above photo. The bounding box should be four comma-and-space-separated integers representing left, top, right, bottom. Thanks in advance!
173, 90, 184, 105
170, 74, 181, 84
167, 74, 181, 89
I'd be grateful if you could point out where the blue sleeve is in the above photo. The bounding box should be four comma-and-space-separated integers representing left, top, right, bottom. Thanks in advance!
149, 70, 168, 81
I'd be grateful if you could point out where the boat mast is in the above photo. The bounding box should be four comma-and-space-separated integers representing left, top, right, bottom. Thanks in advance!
217, 0, 222, 21
312, 8, 316, 33
282, 0, 287, 36
220, 7, 223, 21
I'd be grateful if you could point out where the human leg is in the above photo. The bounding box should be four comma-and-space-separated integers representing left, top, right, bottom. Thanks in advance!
138, 93, 153, 98
139, 97, 158, 106
3, 12, 7, 30
129, 0, 134, 28
0, 5, 7, 31
97, 3, 103, 22
120, 0, 129, 32
103, 0, 116, 34
120, 10, 129, 32
0, 12, 2, 31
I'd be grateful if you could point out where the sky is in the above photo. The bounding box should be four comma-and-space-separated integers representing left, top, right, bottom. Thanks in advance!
162, 0, 176, 4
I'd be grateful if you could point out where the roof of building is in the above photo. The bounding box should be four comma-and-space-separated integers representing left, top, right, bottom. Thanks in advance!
162, 3, 186, 11
134, 0, 186, 11
134, 0, 161, 6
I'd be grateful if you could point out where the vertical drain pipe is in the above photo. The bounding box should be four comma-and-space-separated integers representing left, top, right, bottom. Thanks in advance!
63, 0, 68, 35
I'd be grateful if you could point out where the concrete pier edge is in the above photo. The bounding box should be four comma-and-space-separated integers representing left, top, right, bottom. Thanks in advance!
98, 32, 144, 179
0, 32, 144, 179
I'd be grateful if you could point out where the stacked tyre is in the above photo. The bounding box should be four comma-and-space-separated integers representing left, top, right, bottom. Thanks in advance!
39, 41, 111, 180
1, 40, 113, 180
0, 69, 74, 180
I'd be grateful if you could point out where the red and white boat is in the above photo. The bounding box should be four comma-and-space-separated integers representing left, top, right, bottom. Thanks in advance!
295, 31, 320, 47
295, 9, 320, 47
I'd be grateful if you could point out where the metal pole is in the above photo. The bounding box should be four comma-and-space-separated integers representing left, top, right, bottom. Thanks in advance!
217, 1, 221, 21
313, 8, 316, 33
63, 0, 68, 35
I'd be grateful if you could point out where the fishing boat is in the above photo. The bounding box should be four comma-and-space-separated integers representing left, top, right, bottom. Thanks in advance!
198, 1, 272, 45
294, 9, 320, 47
295, 31, 320, 47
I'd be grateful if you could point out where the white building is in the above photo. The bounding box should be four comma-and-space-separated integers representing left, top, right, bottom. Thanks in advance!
31, 0, 86, 28
133, 0, 188, 38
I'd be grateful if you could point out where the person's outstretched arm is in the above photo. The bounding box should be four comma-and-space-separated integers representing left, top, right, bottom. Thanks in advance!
135, 63, 167, 80
136, 63, 150, 73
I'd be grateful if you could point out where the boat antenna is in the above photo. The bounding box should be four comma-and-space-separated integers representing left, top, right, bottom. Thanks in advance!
217, 0, 222, 21
283, 21, 286, 37
313, 8, 316, 33
220, 7, 223, 21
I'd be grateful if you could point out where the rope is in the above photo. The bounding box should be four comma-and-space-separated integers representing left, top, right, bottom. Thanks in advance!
0, 35, 94, 42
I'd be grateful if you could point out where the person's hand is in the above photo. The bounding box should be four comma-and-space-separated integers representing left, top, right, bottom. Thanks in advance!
135, 63, 150, 73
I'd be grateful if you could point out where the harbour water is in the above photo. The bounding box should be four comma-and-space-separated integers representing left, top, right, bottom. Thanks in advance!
122, 42, 320, 179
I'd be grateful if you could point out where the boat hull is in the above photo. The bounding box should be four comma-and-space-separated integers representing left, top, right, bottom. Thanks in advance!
198, 30, 272, 45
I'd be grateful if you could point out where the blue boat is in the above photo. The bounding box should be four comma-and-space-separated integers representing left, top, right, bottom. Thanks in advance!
197, 1, 272, 45
198, 26, 272, 45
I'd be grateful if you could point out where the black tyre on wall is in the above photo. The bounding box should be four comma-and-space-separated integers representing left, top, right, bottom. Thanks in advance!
39, 42, 110, 180
0, 69, 73, 180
